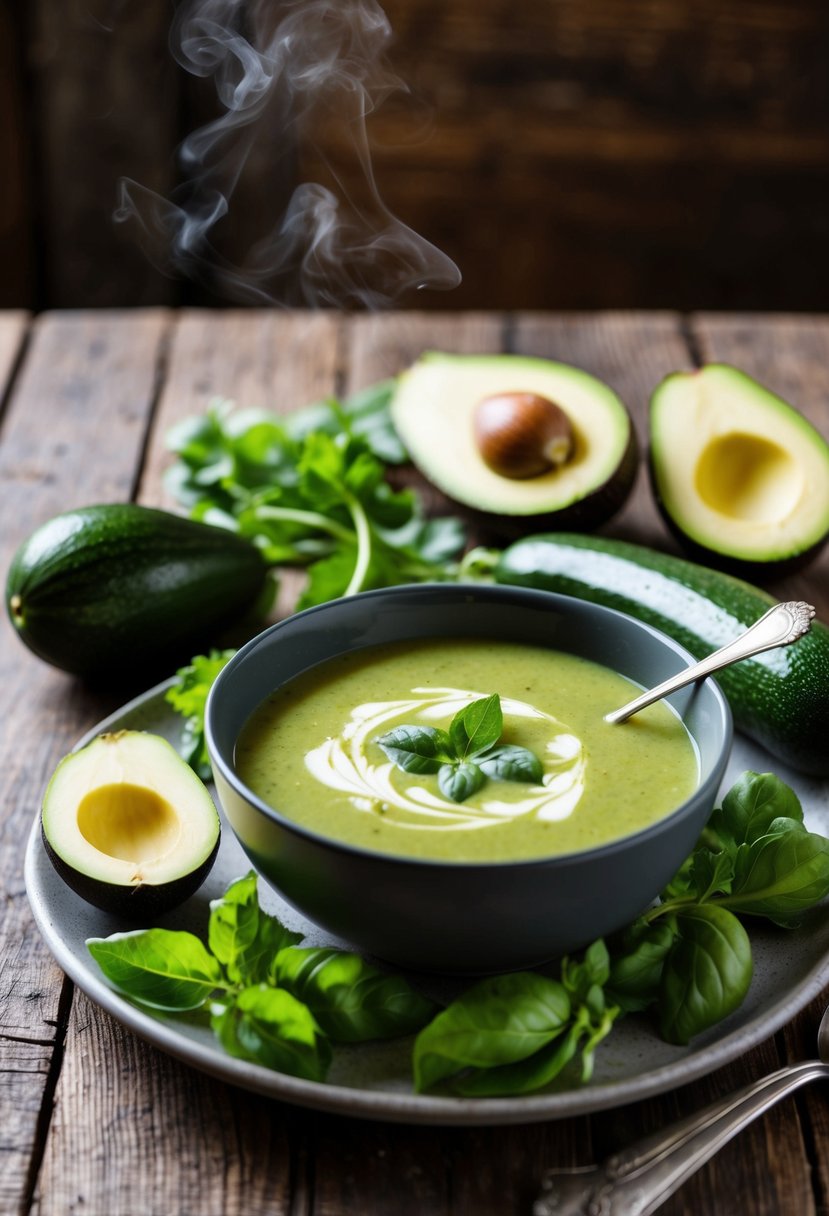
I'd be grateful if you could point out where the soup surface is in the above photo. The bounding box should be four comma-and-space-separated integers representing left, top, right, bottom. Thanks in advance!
235, 638, 699, 862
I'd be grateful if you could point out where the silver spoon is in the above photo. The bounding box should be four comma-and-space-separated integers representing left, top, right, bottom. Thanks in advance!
533, 1001, 829, 1216
605, 600, 815, 724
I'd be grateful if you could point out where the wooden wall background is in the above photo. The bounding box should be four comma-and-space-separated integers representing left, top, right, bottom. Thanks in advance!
3, 0, 829, 312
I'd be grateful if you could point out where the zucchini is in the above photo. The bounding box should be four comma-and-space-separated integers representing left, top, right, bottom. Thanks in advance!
495, 533, 829, 776
6, 504, 268, 680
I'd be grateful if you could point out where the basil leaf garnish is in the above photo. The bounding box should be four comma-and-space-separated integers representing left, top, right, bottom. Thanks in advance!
449, 693, 503, 759
477, 744, 543, 784
376, 694, 542, 801
375, 725, 454, 774
438, 761, 485, 803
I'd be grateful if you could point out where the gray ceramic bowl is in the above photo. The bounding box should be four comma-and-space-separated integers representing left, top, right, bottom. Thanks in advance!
206, 584, 732, 973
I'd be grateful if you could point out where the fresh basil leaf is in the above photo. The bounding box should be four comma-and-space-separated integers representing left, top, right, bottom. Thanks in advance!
449, 694, 503, 759
721, 820, 829, 925
208, 872, 260, 981
607, 920, 677, 1013
658, 905, 753, 1045
87, 929, 225, 1012
438, 761, 485, 803
477, 745, 543, 784
273, 947, 439, 1042
711, 771, 804, 848
413, 972, 571, 1092
452, 1023, 579, 1097
376, 725, 455, 774
562, 939, 611, 1005
208, 871, 302, 985
689, 848, 736, 902
215, 985, 332, 1081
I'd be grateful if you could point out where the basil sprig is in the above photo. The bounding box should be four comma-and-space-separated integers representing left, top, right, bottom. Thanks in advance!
86, 771, 829, 1095
376, 693, 543, 803
607, 770, 829, 1044
87, 871, 438, 1083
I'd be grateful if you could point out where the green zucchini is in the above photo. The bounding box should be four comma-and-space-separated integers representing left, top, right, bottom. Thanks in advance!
495, 533, 829, 776
6, 504, 268, 681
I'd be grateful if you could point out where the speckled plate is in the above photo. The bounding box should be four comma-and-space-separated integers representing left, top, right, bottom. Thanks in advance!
25, 680, 829, 1125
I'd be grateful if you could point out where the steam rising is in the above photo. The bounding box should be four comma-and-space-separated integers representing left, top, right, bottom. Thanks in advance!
117, 0, 461, 306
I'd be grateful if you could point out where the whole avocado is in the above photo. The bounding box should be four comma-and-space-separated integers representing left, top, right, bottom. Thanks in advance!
6, 503, 268, 681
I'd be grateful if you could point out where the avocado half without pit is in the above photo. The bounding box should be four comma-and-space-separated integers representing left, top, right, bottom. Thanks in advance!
42, 731, 221, 917
650, 365, 829, 576
390, 352, 638, 534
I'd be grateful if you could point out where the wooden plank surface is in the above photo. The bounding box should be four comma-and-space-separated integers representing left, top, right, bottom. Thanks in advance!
1, 309, 828, 1216
0, 311, 169, 1215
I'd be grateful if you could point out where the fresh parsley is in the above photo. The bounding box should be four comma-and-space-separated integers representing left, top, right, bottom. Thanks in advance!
164, 649, 237, 779
376, 693, 543, 803
164, 395, 464, 610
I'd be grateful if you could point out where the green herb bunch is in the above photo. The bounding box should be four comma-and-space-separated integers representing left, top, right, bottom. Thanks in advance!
376, 693, 543, 803
88, 871, 438, 1082
164, 389, 464, 609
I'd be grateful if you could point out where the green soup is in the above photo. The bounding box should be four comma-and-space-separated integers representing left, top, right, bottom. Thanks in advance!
235, 638, 699, 862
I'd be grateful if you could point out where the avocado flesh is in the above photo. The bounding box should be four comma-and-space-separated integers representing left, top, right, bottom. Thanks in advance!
390, 353, 636, 526
42, 731, 220, 916
650, 365, 829, 571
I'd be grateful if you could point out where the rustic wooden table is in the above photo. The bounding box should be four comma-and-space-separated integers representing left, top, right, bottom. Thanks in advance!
1, 309, 828, 1216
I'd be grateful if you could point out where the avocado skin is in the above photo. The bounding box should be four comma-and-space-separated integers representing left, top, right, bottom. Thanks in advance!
495, 532, 829, 777
41, 822, 220, 918
647, 451, 829, 579
6, 504, 268, 681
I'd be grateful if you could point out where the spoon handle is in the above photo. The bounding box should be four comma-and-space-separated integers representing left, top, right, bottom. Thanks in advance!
533, 1059, 829, 1216
605, 601, 815, 725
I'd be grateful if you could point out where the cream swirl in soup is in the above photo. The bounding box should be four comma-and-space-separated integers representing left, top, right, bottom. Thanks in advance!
235, 638, 699, 863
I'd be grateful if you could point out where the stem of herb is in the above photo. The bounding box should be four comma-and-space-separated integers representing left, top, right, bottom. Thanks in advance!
255, 505, 355, 544
343, 491, 373, 596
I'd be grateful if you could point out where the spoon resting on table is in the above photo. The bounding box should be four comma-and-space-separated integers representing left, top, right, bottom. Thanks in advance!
605, 601, 815, 725
533, 999, 829, 1216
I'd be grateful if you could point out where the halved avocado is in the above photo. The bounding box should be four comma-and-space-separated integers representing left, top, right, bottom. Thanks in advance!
650, 365, 829, 576
42, 731, 221, 917
390, 353, 637, 534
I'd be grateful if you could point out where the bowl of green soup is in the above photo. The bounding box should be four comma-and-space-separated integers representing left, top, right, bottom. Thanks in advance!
206, 584, 732, 973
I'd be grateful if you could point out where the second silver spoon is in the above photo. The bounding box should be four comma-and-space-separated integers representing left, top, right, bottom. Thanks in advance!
605, 600, 815, 725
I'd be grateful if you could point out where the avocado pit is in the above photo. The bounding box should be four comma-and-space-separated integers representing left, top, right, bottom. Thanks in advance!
473, 391, 574, 479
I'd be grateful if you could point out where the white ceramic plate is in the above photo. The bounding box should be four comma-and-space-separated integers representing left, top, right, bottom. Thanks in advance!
25, 681, 829, 1125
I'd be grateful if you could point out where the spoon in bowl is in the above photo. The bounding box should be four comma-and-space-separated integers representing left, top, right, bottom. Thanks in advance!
605, 600, 815, 725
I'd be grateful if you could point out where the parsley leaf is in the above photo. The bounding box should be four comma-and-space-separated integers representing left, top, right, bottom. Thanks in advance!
165, 649, 236, 778
164, 397, 464, 609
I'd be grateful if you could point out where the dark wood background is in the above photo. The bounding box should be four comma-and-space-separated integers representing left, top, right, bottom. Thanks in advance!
4, 0, 829, 312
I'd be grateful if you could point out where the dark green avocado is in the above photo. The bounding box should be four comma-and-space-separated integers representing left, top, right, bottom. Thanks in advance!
390, 352, 638, 535
650, 365, 829, 577
6, 503, 268, 681
42, 731, 221, 917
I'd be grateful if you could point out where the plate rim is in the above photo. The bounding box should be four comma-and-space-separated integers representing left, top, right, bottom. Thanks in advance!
24, 679, 829, 1126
